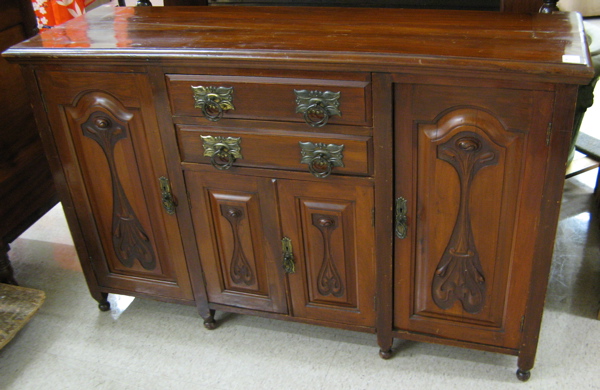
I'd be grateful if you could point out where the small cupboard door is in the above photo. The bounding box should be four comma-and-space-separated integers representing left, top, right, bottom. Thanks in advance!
185, 169, 288, 313
394, 82, 555, 348
278, 179, 376, 327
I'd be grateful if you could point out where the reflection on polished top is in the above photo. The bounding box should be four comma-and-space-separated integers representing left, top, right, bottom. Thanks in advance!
3, 5, 594, 82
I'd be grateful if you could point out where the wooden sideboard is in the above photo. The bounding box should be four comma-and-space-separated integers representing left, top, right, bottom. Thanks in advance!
4, 5, 593, 381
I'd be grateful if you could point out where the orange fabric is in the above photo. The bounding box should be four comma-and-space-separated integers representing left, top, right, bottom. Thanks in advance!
32, 0, 95, 28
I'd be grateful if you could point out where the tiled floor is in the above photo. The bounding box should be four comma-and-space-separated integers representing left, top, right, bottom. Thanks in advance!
0, 171, 597, 389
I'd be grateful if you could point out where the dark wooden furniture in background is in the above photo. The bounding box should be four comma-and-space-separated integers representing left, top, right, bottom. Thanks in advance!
0, 0, 58, 285
159, 0, 554, 14
5, 6, 592, 381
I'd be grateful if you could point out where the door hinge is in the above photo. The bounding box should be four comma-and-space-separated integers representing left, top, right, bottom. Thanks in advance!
546, 122, 553, 146
520, 316, 525, 332
372, 208, 375, 227
186, 191, 192, 209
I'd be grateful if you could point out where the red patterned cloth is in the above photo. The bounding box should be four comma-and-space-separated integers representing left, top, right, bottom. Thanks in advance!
31, 0, 96, 28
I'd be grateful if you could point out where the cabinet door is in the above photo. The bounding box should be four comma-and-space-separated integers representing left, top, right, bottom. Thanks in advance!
184, 169, 288, 313
279, 179, 376, 327
37, 71, 193, 301
394, 82, 554, 348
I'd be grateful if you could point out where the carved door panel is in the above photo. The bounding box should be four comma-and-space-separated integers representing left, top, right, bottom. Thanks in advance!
36, 71, 193, 301
394, 82, 554, 348
184, 169, 288, 313
278, 179, 376, 327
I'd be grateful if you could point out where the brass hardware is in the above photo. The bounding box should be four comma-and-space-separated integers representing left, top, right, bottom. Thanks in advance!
294, 90, 341, 127
299, 141, 344, 178
191, 85, 235, 121
546, 122, 552, 146
395, 197, 407, 239
282, 237, 295, 274
159, 176, 176, 215
201, 135, 242, 170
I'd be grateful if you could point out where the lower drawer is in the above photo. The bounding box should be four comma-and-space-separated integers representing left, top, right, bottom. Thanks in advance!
177, 125, 372, 177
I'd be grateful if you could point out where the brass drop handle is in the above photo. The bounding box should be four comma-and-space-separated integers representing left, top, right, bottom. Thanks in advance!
308, 153, 333, 178
159, 176, 176, 215
282, 237, 295, 274
201, 135, 243, 170
299, 141, 344, 178
294, 90, 341, 127
395, 197, 408, 239
191, 85, 235, 122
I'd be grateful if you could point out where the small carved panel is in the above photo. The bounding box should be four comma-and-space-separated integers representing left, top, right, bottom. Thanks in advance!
81, 111, 157, 271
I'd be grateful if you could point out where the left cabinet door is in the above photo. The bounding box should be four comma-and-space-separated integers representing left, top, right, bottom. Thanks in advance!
184, 168, 288, 314
36, 71, 194, 302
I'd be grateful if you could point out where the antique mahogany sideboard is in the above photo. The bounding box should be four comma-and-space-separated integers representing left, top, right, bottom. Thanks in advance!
4, 5, 593, 380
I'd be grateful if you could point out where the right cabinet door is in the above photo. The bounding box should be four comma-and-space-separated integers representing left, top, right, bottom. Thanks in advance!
394, 81, 555, 349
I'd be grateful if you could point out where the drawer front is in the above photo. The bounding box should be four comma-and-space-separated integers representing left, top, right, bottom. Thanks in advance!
177, 125, 371, 177
166, 74, 371, 127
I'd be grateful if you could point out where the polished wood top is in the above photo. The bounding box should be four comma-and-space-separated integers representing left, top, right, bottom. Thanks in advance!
4, 5, 594, 83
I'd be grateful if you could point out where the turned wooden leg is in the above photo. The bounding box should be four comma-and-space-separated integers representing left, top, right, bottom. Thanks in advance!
203, 309, 217, 330
517, 353, 534, 382
0, 244, 18, 286
377, 335, 394, 360
97, 292, 111, 312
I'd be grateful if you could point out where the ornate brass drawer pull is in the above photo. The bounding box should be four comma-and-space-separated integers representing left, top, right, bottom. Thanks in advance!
191, 85, 235, 121
395, 197, 408, 239
201, 135, 242, 170
294, 90, 341, 127
299, 141, 344, 178
158, 176, 176, 215
282, 237, 295, 274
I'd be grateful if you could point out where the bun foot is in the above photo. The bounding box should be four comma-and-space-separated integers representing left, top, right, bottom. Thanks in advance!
379, 349, 393, 360
98, 299, 110, 312
97, 293, 110, 311
203, 318, 217, 330
516, 369, 531, 382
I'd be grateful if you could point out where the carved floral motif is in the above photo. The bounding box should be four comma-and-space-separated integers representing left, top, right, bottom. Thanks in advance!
313, 214, 344, 297
431, 132, 498, 314
82, 111, 156, 270
221, 205, 254, 286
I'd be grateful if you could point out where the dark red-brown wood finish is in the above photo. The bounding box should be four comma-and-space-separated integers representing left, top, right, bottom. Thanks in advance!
4, 5, 592, 381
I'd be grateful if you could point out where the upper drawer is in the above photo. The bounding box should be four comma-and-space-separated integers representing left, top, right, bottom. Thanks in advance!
166, 74, 371, 127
